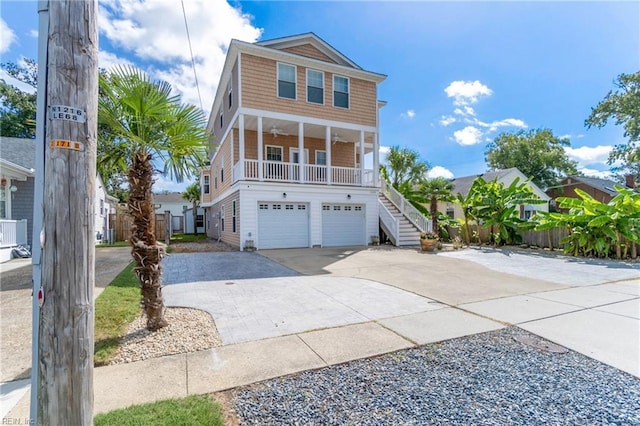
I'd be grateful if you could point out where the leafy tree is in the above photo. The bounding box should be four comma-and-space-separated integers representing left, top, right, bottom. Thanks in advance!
585, 71, 640, 164
182, 181, 201, 236
419, 177, 454, 237
485, 129, 579, 189
98, 65, 208, 331
0, 60, 37, 138
383, 146, 429, 189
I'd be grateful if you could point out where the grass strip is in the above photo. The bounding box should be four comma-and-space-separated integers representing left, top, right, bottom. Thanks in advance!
94, 262, 140, 365
93, 395, 224, 426
170, 233, 208, 243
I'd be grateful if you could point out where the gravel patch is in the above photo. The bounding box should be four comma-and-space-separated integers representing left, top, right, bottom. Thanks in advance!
109, 307, 221, 365
233, 327, 640, 425
170, 239, 236, 253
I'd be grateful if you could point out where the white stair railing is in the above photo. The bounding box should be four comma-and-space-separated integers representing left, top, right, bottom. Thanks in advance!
378, 200, 399, 245
380, 179, 432, 233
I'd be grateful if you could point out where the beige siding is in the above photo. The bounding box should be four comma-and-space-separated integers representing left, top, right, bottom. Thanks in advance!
241, 54, 377, 127
242, 130, 354, 167
210, 132, 233, 199
201, 167, 213, 204
212, 61, 239, 145
282, 44, 337, 64
208, 190, 240, 248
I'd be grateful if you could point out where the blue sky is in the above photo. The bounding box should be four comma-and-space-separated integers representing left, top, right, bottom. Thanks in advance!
1, 0, 638, 191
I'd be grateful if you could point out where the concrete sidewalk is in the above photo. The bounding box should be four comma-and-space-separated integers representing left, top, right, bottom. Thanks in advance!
4, 246, 639, 420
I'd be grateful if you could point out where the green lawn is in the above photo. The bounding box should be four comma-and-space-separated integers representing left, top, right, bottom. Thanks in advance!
170, 233, 208, 243
94, 262, 140, 365
94, 395, 224, 426
97, 241, 131, 248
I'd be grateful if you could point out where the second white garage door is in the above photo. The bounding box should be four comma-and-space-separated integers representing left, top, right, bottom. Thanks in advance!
258, 202, 309, 249
322, 203, 366, 247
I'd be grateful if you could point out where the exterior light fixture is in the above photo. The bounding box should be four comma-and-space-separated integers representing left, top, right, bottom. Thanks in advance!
347, 194, 351, 199
283, 192, 287, 199
10, 185, 17, 192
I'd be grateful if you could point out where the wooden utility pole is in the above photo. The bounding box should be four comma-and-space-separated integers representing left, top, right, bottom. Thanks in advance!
35, 0, 98, 424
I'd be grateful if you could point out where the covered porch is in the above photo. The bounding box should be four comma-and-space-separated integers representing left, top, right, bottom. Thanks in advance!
229, 113, 380, 187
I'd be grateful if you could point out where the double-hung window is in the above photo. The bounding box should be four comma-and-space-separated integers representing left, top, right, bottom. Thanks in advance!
266, 146, 283, 161
227, 81, 233, 109
203, 175, 210, 194
333, 75, 349, 108
277, 63, 296, 100
307, 69, 324, 104
219, 106, 223, 128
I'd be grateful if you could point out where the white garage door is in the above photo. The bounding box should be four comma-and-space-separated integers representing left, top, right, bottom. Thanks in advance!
258, 202, 309, 249
322, 203, 366, 247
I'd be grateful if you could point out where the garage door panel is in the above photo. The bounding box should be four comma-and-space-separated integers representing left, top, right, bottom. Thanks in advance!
322, 204, 365, 247
258, 202, 309, 249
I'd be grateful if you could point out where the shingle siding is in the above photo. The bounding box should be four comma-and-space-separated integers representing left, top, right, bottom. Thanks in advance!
12, 178, 34, 244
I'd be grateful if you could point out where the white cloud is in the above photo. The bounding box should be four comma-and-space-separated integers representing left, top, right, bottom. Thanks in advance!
453, 126, 483, 146
426, 166, 454, 179
407, 109, 416, 118
565, 145, 612, 165
439, 115, 456, 126
98, 50, 134, 71
98, 0, 262, 113
578, 167, 614, 179
379, 145, 390, 164
444, 80, 492, 106
559, 134, 585, 140
29, 29, 38, 38
0, 69, 36, 94
153, 175, 190, 193
453, 108, 465, 116
0, 18, 16, 54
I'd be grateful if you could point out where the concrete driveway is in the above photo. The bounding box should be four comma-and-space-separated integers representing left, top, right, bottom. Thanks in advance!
163, 246, 639, 375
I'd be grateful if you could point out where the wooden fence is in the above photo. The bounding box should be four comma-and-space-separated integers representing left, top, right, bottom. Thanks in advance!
109, 211, 166, 242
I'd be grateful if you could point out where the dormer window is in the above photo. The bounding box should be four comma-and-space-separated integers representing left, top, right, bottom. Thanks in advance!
277, 63, 296, 100
307, 69, 324, 104
333, 75, 349, 108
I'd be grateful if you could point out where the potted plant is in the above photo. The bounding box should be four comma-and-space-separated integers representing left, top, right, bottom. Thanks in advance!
420, 231, 438, 252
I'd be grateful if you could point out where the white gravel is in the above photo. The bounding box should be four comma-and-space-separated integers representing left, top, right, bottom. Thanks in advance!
109, 307, 221, 365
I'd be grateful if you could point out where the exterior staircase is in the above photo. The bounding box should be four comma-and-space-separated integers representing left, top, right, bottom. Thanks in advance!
378, 180, 432, 247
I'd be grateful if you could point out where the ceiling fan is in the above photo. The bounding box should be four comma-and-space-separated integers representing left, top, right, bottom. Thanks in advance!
332, 133, 349, 143
268, 125, 289, 137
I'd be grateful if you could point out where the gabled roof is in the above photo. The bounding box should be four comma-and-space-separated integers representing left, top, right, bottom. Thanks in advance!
0, 137, 35, 170
452, 168, 519, 197
256, 32, 361, 70
152, 192, 186, 204
564, 176, 622, 196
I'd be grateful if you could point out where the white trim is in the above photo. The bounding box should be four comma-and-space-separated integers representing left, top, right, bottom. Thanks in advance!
333, 74, 350, 109
237, 53, 242, 109
289, 147, 310, 163
315, 150, 326, 165
277, 62, 297, 100
306, 68, 324, 105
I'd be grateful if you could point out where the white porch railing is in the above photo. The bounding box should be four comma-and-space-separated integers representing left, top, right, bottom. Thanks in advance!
0, 219, 28, 248
378, 200, 399, 245
239, 159, 374, 187
380, 179, 432, 233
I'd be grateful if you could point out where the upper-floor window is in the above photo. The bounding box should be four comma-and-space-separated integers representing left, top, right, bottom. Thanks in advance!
266, 146, 283, 162
219, 106, 223, 128
203, 175, 210, 194
333, 75, 349, 108
307, 69, 324, 104
221, 156, 225, 182
227, 80, 233, 109
277, 63, 296, 100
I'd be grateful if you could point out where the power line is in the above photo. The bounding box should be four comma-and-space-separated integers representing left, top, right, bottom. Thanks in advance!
181, 0, 204, 112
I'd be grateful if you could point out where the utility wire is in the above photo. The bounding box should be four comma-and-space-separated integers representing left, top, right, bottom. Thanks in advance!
181, 0, 204, 112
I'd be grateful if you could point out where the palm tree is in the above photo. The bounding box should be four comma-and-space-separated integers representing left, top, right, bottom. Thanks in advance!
98, 65, 208, 331
385, 146, 429, 190
182, 181, 201, 236
420, 177, 454, 237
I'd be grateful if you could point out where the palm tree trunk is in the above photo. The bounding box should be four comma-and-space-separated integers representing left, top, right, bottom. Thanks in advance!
128, 149, 169, 331
192, 202, 198, 235
430, 196, 438, 236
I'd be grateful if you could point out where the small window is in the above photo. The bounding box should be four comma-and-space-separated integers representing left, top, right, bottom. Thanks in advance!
221, 205, 225, 232
259, 204, 269, 210
333, 75, 349, 108
183, 205, 188, 211
345, 206, 352, 211
277, 63, 296, 99
232, 200, 237, 233
196, 214, 204, 228
273, 204, 282, 210
214, 176, 218, 189
446, 207, 454, 219
322, 205, 330, 211
298, 204, 306, 210
227, 80, 233, 109
354, 206, 362, 211
266, 146, 283, 162
221, 156, 225, 182
204, 175, 210, 194
285, 204, 294, 210
219, 106, 223, 128
333, 205, 341, 211
307, 69, 324, 104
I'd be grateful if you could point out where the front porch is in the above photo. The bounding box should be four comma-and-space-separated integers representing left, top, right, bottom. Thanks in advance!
224, 112, 380, 187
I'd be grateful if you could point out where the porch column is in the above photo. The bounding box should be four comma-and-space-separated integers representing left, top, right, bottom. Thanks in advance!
373, 133, 380, 187
238, 114, 245, 179
359, 130, 365, 186
325, 126, 332, 185
257, 116, 263, 181
298, 122, 304, 183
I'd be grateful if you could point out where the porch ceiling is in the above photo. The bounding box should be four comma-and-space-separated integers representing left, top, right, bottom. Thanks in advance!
237, 116, 374, 145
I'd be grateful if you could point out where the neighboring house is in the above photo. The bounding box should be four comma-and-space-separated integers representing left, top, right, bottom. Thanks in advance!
546, 175, 638, 209
153, 192, 188, 232
0, 137, 117, 262
0, 137, 35, 261
440, 168, 551, 221
201, 33, 386, 250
